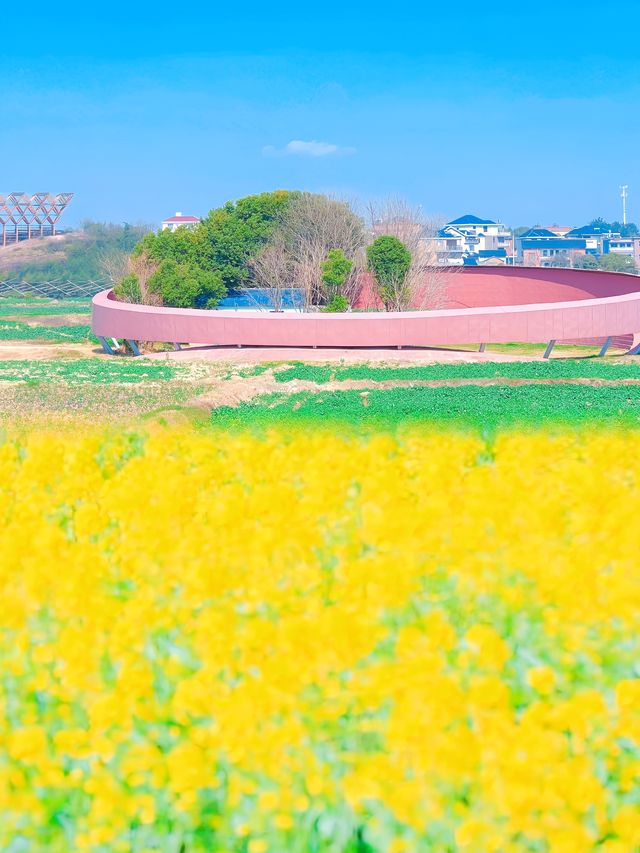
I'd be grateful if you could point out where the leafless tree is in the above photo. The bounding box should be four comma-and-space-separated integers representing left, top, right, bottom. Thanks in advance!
367, 197, 453, 310
97, 247, 130, 286
280, 193, 365, 310
249, 236, 291, 311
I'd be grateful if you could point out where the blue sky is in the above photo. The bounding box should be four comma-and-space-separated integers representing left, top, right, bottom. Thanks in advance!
2, 1, 638, 228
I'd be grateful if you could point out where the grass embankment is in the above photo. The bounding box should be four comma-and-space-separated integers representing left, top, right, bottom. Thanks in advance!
212, 385, 640, 433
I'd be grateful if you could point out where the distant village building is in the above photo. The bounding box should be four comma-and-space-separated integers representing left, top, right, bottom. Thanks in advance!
541, 225, 573, 237
425, 214, 513, 266
565, 224, 617, 256
515, 223, 640, 267
161, 212, 200, 232
515, 228, 587, 267
377, 211, 640, 271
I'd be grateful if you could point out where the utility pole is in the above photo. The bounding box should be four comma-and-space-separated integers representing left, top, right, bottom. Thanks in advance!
620, 185, 629, 225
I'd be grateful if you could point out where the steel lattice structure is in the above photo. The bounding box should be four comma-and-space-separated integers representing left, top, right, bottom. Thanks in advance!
0, 278, 106, 299
0, 193, 74, 247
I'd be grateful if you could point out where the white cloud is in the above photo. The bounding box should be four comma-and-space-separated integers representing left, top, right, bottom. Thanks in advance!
262, 139, 356, 158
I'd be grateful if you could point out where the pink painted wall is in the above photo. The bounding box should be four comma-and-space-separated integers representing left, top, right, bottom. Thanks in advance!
92, 266, 640, 350
353, 266, 640, 310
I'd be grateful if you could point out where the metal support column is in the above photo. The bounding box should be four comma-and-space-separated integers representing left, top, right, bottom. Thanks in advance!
126, 339, 141, 357
598, 336, 613, 357
479, 343, 486, 352
97, 336, 115, 355
173, 342, 182, 351
543, 339, 556, 359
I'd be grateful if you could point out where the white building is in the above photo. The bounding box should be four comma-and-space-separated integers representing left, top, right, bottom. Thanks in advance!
431, 214, 513, 265
161, 212, 201, 232
607, 237, 634, 256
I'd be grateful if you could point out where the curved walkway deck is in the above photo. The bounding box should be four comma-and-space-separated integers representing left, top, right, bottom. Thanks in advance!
92, 267, 640, 354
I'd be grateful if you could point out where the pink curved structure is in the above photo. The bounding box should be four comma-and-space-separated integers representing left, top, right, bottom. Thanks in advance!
92, 267, 640, 353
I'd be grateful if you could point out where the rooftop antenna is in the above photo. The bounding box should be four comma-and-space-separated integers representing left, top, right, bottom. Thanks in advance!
620, 185, 629, 225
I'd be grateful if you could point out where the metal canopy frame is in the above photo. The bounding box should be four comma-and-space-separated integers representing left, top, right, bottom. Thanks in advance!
0, 193, 74, 246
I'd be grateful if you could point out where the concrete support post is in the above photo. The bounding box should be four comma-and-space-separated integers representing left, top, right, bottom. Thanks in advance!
598, 336, 613, 357
97, 336, 115, 355
543, 339, 556, 359
479, 343, 486, 352
173, 342, 182, 351
126, 339, 141, 357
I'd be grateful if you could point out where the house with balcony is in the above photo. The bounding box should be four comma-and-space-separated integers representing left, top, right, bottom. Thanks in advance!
435, 214, 513, 264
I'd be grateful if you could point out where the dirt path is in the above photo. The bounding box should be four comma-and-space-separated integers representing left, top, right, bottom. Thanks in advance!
15, 314, 91, 327
148, 345, 542, 365
0, 342, 102, 360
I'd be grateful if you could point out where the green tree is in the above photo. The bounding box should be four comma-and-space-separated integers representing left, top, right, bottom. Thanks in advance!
589, 218, 639, 238
321, 249, 353, 303
136, 226, 203, 267
366, 236, 412, 310
135, 191, 295, 294
598, 253, 637, 273
322, 294, 350, 312
113, 274, 142, 303
199, 191, 295, 288
147, 259, 226, 308
573, 254, 599, 270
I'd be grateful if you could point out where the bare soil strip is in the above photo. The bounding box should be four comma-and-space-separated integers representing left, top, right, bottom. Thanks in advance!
0, 342, 99, 360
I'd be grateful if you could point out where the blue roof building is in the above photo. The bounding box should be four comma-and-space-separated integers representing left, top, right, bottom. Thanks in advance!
435, 213, 512, 265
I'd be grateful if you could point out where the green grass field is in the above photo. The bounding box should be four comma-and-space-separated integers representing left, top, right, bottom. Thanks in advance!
0, 358, 194, 383
0, 298, 92, 317
0, 321, 96, 342
211, 385, 640, 433
0, 297, 94, 343
271, 359, 640, 383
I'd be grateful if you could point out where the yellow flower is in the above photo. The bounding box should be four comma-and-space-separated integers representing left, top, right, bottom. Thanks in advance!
1, 423, 639, 850
274, 813, 293, 830
526, 666, 557, 695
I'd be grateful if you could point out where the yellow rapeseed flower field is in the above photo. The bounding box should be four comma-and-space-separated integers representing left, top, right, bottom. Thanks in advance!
2, 424, 640, 852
